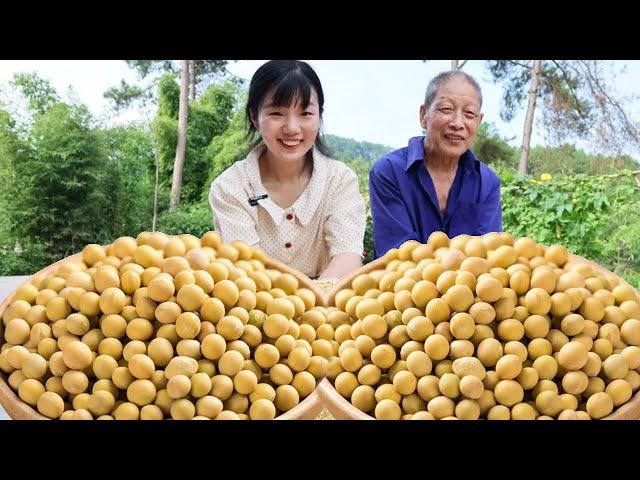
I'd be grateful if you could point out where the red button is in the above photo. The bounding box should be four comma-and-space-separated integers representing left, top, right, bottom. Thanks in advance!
286, 213, 293, 220
285, 242, 292, 248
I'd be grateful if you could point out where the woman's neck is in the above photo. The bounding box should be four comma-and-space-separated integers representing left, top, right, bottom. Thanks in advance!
260, 149, 310, 183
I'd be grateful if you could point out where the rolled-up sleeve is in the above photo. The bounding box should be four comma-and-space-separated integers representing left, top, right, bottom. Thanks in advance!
209, 180, 260, 246
369, 160, 417, 258
324, 168, 366, 258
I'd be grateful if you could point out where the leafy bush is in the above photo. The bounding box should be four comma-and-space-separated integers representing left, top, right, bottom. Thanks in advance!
155, 202, 213, 237
500, 169, 640, 288
0, 241, 49, 276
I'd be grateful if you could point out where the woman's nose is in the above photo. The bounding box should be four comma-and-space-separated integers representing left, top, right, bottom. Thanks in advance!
283, 115, 301, 134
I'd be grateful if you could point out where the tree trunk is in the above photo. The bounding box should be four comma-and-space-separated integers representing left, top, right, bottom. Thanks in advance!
518, 59, 542, 175
170, 60, 190, 212
152, 139, 160, 231
451, 60, 459, 70
189, 60, 196, 101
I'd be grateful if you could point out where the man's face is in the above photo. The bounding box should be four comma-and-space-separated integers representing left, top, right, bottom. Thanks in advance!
420, 77, 483, 159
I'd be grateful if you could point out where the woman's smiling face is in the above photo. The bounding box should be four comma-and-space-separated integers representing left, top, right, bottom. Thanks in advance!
253, 88, 320, 164
420, 76, 483, 160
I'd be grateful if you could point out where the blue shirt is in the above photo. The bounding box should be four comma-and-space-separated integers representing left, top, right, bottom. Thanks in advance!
369, 136, 502, 259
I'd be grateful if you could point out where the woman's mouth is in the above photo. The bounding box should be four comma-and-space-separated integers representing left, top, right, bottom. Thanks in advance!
279, 139, 303, 149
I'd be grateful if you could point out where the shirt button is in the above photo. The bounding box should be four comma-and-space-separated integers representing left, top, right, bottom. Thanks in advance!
286, 213, 293, 220
285, 242, 292, 249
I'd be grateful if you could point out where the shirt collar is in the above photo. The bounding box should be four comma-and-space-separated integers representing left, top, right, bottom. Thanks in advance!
244, 143, 327, 226
405, 136, 480, 172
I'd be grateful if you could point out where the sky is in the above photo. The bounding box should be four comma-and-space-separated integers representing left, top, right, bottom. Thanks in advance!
1, 59, 639, 159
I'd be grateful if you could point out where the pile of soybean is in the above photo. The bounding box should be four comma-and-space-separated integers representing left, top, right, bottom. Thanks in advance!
0, 232, 333, 420
328, 232, 640, 420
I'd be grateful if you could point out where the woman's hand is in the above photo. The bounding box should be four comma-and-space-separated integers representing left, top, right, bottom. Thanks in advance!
318, 252, 362, 281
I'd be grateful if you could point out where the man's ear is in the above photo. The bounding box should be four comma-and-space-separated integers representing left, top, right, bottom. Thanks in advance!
478, 112, 484, 124
419, 104, 427, 130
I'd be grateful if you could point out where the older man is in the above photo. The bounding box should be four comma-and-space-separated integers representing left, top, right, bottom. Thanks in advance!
369, 71, 502, 259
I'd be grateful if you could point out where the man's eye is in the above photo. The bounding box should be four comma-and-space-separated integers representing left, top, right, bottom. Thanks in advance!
465, 111, 478, 118
439, 108, 452, 113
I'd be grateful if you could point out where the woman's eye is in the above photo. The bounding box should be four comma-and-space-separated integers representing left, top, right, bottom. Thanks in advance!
268, 111, 283, 116
302, 111, 314, 116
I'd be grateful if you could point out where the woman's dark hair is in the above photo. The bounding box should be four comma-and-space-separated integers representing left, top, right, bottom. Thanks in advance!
245, 60, 330, 156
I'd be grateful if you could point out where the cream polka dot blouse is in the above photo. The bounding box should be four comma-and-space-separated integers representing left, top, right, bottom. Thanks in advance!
209, 144, 366, 279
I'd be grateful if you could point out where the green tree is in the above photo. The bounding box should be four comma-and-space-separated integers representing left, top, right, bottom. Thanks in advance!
102, 124, 156, 237
487, 60, 640, 172
324, 134, 393, 165
0, 110, 18, 234
104, 60, 230, 112
472, 122, 516, 170
10, 72, 60, 115
9, 102, 115, 260
525, 144, 639, 177
203, 103, 249, 192
153, 75, 240, 208
171, 60, 190, 211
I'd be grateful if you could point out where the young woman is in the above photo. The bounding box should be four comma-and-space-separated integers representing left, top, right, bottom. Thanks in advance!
209, 60, 366, 280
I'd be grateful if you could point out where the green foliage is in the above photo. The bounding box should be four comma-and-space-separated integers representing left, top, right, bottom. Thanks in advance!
486, 60, 592, 136
8, 102, 115, 261
10, 72, 60, 115
126, 60, 229, 85
470, 120, 639, 177
156, 201, 213, 237
472, 122, 516, 170
0, 242, 49, 276
153, 76, 239, 205
157, 73, 180, 118
500, 170, 640, 289
105, 61, 230, 113
0, 110, 17, 234
1, 68, 637, 292
486, 60, 640, 155
525, 144, 638, 176
204, 106, 250, 194
364, 214, 374, 264
102, 124, 155, 237
126, 60, 175, 78
325, 134, 393, 165
343, 157, 371, 203
183, 82, 237, 203
103, 80, 144, 111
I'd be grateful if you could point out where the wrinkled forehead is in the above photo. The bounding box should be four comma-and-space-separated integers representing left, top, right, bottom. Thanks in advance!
434, 78, 482, 108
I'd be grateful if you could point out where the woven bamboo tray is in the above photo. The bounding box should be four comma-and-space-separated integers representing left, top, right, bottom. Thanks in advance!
1, 248, 639, 420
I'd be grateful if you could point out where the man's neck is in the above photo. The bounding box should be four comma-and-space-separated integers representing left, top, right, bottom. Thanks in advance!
424, 152, 459, 174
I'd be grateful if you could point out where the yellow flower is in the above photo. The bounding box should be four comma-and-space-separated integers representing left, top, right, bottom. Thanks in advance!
529, 179, 538, 184
572, 198, 578, 203
540, 173, 552, 181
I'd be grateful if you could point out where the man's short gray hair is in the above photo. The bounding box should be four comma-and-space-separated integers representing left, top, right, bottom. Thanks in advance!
424, 71, 483, 110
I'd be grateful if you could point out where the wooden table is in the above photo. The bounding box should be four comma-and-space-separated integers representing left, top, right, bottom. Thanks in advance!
0, 276, 30, 420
